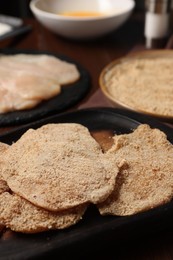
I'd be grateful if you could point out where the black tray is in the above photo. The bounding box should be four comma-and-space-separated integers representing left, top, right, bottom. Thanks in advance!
0, 49, 91, 126
0, 107, 173, 260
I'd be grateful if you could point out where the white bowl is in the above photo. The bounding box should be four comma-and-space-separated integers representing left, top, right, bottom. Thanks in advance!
30, 0, 135, 40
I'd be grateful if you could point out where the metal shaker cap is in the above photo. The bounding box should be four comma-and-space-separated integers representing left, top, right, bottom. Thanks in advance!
145, 0, 172, 13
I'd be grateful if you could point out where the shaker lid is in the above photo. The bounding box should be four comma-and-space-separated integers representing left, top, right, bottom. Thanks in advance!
145, 0, 172, 13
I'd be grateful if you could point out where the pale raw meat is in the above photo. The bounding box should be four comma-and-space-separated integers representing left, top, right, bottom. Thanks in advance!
0, 54, 80, 113
0, 54, 80, 85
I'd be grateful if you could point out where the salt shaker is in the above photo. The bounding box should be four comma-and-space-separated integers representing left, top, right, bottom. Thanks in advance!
144, 0, 172, 48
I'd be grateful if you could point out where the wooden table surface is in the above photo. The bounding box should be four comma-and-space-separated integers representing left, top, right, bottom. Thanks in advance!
0, 12, 173, 260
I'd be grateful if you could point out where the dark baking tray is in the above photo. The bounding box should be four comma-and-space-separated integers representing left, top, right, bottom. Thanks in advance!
0, 107, 173, 260
0, 49, 91, 126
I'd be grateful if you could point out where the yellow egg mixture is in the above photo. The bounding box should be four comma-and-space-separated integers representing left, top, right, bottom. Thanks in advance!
60, 11, 104, 17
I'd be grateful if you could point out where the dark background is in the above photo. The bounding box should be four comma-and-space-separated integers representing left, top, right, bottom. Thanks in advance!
0, 0, 144, 18
0, 0, 32, 17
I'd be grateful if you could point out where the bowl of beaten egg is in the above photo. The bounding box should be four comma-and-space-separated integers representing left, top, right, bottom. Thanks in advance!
30, 0, 135, 40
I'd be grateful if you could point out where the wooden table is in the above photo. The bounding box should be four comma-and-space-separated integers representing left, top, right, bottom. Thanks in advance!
0, 13, 173, 260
